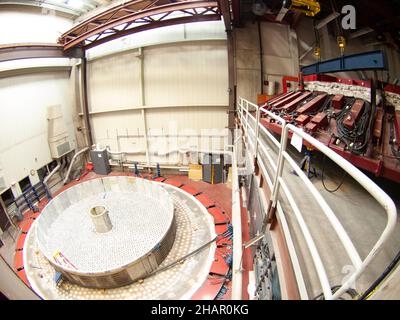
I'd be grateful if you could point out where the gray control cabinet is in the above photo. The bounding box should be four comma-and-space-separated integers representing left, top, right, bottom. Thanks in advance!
90, 149, 111, 175
202, 154, 224, 184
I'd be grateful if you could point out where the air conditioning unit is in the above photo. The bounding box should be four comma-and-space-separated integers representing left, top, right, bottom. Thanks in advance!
47, 105, 73, 159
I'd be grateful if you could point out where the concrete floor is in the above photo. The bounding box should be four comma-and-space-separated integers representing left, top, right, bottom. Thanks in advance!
259, 128, 400, 299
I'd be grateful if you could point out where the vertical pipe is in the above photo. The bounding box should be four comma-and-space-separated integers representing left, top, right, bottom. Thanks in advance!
254, 107, 261, 160
141, 108, 150, 166
227, 30, 236, 129
81, 56, 93, 147
258, 20, 264, 95
139, 47, 145, 106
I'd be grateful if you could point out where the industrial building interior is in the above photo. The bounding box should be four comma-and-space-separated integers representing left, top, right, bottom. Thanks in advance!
0, 0, 400, 301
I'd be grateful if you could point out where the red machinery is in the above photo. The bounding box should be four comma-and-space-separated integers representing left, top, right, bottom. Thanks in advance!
259, 75, 400, 183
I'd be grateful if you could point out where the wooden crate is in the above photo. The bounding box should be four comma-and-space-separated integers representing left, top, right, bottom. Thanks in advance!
226, 166, 232, 189
188, 164, 202, 181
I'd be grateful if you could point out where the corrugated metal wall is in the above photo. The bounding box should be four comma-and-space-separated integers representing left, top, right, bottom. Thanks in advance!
235, 21, 300, 102
144, 42, 228, 106
0, 71, 76, 191
87, 40, 229, 165
88, 51, 142, 111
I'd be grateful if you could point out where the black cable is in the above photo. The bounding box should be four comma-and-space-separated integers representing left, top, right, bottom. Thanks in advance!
359, 249, 400, 300
321, 154, 347, 193
335, 97, 373, 156
389, 115, 400, 162
313, 285, 359, 300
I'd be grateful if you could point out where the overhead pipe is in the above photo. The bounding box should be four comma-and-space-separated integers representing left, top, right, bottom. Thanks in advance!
107, 148, 144, 155
58, 156, 68, 180
63, 147, 90, 185
107, 147, 233, 157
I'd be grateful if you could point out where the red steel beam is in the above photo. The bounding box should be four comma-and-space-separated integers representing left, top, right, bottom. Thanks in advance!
332, 94, 344, 110
59, 1, 220, 50
217, 0, 232, 31
271, 91, 304, 109
343, 99, 365, 130
296, 94, 327, 114
282, 75, 299, 93
394, 111, 400, 147
281, 92, 312, 113
265, 91, 295, 106
84, 14, 221, 49
0, 43, 69, 62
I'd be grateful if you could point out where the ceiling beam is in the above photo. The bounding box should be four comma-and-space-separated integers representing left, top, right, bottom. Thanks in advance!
0, 0, 84, 16
59, 0, 221, 50
348, 27, 374, 40
218, 0, 232, 31
0, 43, 84, 62
314, 11, 340, 30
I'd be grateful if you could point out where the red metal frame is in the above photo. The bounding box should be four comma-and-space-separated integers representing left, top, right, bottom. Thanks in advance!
260, 115, 400, 182
297, 94, 327, 114
282, 75, 299, 93
58, 0, 221, 50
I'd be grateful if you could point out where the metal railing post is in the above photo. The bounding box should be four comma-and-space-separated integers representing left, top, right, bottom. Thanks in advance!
236, 97, 397, 300
270, 123, 288, 208
245, 101, 249, 135
254, 106, 261, 160
231, 123, 243, 300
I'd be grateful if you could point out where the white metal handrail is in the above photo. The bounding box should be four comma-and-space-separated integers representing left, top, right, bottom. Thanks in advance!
231, 139, 243, 300
238, 98, 310, 297
237, 97, 397, 300
283, 124, 397, 300
239, 99, 287, 193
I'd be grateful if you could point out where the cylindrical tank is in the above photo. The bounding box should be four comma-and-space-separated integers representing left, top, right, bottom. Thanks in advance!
268, 81, 276, 96
89, 205, 112, 233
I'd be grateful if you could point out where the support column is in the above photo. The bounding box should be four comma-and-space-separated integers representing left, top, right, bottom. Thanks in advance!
81, 55, 93, 147
141, 109, 151, 166
139, 47, 145, 106
228, 30, 236, 129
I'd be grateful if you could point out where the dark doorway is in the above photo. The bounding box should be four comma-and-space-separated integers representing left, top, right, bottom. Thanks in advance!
19, 177, 31, 193
0, 202, 10, 232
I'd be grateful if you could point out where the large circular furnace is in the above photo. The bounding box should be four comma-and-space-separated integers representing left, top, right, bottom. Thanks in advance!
35, 177, 176, 288
24, 176, 218, 300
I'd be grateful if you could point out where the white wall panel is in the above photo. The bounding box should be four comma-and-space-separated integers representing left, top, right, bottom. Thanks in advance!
235, 21, 299, 101
261, 23, 292, 58
88, 51, 142, 112
0, 71, 76, 189
145, 106, 228, 131
88, 40, 229, 165
0, 8, 72, 44
144, 41, 229, 107
90, 110, 144, 151
90, 106, 228, 165
146, 106, 228, 164
86, 21, 226, 60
